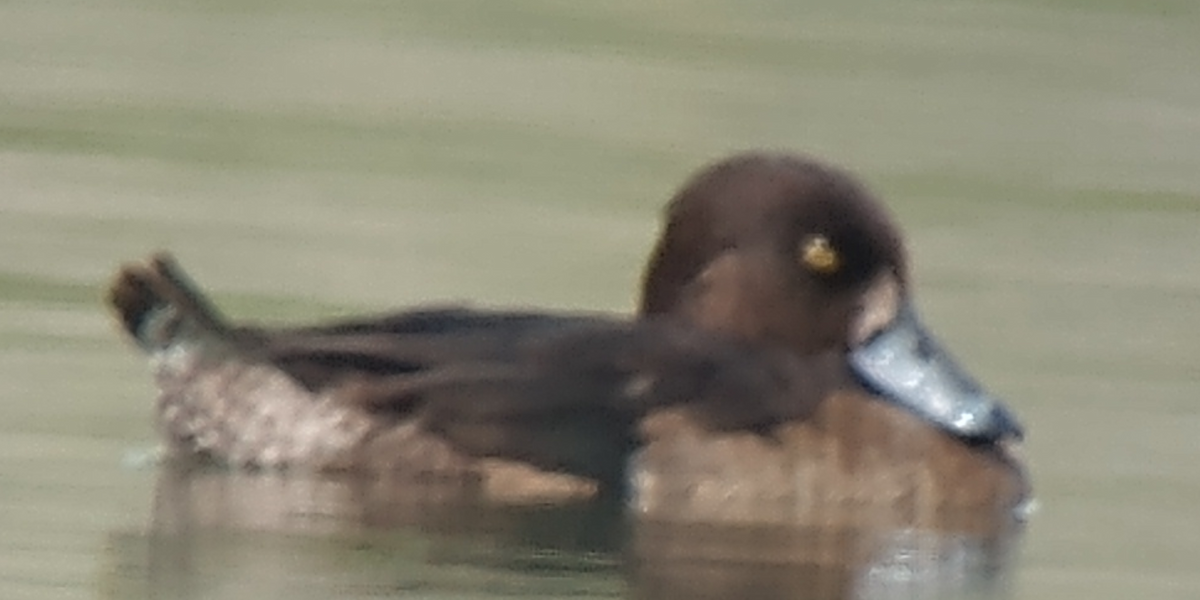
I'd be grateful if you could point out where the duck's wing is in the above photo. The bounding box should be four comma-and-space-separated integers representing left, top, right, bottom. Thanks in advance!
106, 253, 829, 485
108, 252, 613, 391
264, 308, 632, 394
362, 319, 839, 485
105, 253, 620, 471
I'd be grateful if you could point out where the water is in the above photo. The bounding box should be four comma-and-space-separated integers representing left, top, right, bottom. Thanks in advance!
2, 1, 1199, 598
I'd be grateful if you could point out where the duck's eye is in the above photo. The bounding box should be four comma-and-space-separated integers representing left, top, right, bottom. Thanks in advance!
799, 235, 841, 275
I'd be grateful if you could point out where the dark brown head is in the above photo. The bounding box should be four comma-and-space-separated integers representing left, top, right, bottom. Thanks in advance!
639, 151, 1023, 443
641, 152, 906, 354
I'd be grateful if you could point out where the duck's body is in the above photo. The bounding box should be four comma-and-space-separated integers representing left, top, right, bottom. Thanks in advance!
113, 261, 858, 502
109, 151, 1029, 524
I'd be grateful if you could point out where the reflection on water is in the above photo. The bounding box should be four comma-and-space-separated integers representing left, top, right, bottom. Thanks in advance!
107, 463, 626, 599
103, 462, 1022, 600
633, 522, 1017, 600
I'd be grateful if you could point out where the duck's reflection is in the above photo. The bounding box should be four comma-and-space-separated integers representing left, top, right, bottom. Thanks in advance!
632, 520, 1018, 600
105, 462, 1022, 600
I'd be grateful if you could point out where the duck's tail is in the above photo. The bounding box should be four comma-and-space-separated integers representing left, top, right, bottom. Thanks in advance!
106, 254, 375, 470
106, 252, 233, 355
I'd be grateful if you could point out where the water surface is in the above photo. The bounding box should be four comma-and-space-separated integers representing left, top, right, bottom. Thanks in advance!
2, 1, 1199, 598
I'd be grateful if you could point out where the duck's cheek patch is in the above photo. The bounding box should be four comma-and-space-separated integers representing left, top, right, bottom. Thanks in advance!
799, 235, 841, 275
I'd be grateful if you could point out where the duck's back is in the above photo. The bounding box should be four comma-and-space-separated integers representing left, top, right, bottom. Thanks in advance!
109, 255, 625, 480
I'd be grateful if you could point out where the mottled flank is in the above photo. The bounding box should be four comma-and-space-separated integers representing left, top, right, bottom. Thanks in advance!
109, 255, 599, 500
154, 356, 373, 470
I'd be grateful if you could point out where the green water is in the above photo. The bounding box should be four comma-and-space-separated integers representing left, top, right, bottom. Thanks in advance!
2, 1, 1199, 598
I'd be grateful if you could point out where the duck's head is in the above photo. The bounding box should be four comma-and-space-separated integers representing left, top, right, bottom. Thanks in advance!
640, 152, 1023, 444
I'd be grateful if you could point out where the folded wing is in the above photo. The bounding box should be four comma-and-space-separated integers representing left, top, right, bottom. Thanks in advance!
108, 253, 827, 488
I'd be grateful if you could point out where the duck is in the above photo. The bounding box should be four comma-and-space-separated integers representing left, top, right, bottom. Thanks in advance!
108, 151, 1029, 526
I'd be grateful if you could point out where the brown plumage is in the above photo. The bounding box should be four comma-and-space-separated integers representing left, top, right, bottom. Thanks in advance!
107, 151, 1029, 526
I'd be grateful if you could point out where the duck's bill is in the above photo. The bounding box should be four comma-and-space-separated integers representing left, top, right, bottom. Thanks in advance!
848, 301, 1024, 443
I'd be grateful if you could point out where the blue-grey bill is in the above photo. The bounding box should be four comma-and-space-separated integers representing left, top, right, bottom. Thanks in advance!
848, 302, 1024, 443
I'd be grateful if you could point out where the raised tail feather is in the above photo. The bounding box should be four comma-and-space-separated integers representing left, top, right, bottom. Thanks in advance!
107, 253, 389, 470
107, 252, 232, 354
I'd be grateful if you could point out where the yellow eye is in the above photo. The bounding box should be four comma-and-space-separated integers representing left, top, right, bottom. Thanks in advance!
800, 235, 840, 275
